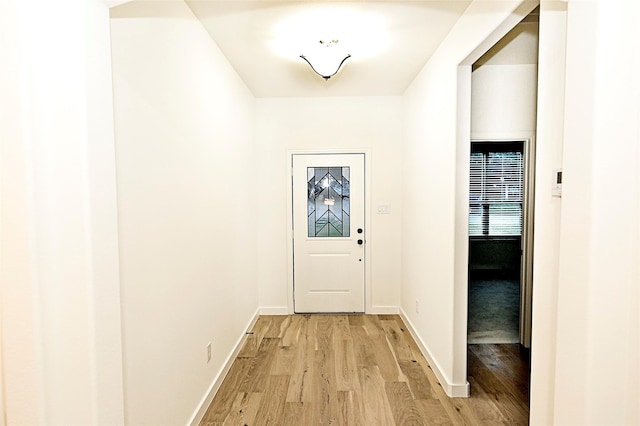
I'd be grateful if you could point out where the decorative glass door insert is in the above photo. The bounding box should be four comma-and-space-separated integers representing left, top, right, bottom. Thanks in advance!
307, 166, 350, 237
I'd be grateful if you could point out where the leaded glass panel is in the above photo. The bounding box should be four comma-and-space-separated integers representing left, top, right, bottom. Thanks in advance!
307, 166, 350, 237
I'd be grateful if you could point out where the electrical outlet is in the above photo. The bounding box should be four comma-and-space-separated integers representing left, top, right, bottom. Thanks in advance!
415, 299, 420, 314
206, 342, 212, 363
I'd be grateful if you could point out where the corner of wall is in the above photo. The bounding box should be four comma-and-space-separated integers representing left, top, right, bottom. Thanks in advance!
399, 309, 470, 398
188, 309, 260, 426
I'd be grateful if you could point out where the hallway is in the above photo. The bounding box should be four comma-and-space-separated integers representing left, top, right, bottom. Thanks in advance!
201, 315, 529, 425
4, 1, 638, 424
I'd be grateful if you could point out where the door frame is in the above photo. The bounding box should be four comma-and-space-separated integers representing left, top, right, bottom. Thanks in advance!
286, 149, 371, 315
469, 133, 535, 348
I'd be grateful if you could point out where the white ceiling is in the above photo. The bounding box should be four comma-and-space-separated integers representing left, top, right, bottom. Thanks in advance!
184, 1, 473, 98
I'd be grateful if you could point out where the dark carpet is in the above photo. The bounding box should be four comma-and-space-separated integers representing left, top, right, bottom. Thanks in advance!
468, 279, 520, 344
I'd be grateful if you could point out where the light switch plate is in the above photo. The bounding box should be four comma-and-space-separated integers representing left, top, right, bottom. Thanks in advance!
376, 204, 391, 214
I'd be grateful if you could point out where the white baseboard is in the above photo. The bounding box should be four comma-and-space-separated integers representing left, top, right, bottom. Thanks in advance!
188, 308, 260, 426
259, 305, 400, 315
399, 309, 470, 398
259, 306, 401, 315
258, 306, 405, 315
369, 305, 400, 314
259, 306, 290, 315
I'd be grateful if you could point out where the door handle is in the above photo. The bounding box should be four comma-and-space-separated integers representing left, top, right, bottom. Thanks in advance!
357, 239, 364, 245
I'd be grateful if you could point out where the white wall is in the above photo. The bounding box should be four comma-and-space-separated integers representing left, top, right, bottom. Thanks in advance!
472, 64, 538, 136
0, 2, 41, 422
110, 2, 257, 424
0, 1, 44, 423
472, 20, 538, 137
550, 0, 640, 424
529, 2, 566, 424
0, 0, 124, 424
402, 0, 538, 396
255, 97, 403, 313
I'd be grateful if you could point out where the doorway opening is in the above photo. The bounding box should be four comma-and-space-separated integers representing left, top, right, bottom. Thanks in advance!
464, 8, 539, 419
466, 140, 532, 419
467, 141, 524, 345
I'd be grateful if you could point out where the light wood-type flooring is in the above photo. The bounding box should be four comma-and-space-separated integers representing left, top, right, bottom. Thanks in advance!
200, 314, 530, 425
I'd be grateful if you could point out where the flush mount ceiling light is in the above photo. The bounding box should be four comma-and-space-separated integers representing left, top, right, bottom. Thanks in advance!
300, 39, 351, 80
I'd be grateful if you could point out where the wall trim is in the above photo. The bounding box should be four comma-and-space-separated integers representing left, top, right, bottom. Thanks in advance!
188, 309, 260, 426
370, 305, 400, 315
399, 309, 470, 398
259, 306, 398, 315
259, 306, 290, 315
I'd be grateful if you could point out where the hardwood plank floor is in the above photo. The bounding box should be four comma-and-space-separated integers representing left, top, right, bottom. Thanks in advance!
200, 315, 530, 425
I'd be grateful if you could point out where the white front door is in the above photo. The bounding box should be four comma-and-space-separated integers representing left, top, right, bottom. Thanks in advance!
292, 153, 365, 313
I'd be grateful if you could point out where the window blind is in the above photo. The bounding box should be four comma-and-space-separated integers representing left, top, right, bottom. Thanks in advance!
469, 150, 524, 236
